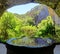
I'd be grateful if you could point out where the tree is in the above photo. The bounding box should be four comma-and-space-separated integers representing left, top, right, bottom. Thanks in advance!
0, 12, 17, 41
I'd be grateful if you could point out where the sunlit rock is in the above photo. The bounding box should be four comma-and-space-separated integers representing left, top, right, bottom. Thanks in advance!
27, 4, 59, 25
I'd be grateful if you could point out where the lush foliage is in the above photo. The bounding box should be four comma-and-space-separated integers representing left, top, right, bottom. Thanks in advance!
20, 25, 37, 37
35, 16, 55, 38
0, 12, 59, 42
0, 12, 23, 41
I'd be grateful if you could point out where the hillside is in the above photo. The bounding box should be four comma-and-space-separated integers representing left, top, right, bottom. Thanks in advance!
13, 4, 60, 25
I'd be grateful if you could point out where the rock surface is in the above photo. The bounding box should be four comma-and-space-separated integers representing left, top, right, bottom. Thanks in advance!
7, 37, 55, 47
27, 4, 60, 25
0, 0, 60, 16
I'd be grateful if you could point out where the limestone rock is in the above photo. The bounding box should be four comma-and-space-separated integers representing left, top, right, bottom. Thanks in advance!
27, 4, 59, 25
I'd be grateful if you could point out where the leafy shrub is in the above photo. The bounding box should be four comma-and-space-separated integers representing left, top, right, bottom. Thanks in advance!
20, 25, 37, 37
35, 16, 55, 37
22, 16, 34, 26
0, 12, 24, 41
0, 12, 56, 42
0, 12, 14, 41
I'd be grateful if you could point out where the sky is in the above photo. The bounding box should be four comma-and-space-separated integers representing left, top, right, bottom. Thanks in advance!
7, 3, 39, 14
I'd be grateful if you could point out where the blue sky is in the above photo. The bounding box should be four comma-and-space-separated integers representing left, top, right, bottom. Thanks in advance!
7, 3, 39, 14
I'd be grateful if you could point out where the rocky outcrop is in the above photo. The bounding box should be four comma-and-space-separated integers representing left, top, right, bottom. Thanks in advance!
26, 4, 59, 25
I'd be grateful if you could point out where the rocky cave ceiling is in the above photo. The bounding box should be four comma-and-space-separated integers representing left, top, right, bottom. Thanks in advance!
0, 0, 60, 16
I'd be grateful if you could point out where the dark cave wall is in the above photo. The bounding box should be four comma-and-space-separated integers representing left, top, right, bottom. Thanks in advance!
0, 0, 60, 16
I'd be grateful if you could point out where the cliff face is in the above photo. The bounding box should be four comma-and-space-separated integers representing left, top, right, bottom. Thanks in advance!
26, 4, 59, 25
0, 0, 60, 16
35, 0, 60, 17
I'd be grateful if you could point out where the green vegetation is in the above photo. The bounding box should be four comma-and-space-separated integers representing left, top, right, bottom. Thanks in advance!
35, 16, 55, 38
54, 25, 60, 42
0, 12, 24, 42
55, 2, 60, 17
0, 12, 60, 43
20, 26, 37, 37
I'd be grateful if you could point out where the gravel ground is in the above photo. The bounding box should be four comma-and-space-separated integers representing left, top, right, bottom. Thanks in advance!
0, 43, 60, 54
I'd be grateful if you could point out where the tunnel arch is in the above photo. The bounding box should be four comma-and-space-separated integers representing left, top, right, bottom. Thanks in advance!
0, 0, 60, 16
